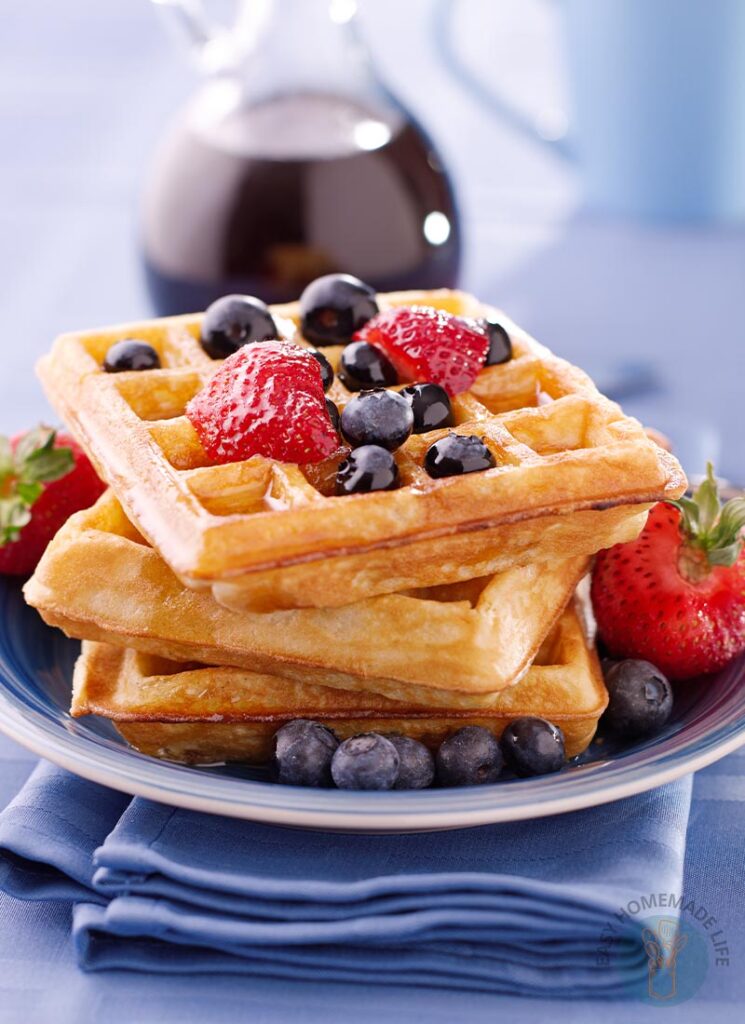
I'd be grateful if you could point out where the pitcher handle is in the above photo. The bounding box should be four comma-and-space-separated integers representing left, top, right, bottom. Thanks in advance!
150, 0, 267, 75
431, 0, 573, 160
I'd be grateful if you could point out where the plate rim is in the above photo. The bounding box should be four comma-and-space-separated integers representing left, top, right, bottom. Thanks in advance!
1, 666, 745, 832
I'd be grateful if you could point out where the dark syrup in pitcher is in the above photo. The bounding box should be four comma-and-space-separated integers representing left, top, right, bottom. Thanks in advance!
142, 93, 461, 314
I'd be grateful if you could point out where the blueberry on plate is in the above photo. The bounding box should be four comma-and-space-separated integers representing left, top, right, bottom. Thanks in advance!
436, 726, 503, 787
200, 294, 277, 359
103, 339, 161, 373
338, 341, 398, 391
602, 659, 673, 738
400, 383, 454, 433
326, 398, 341, 434
331, 733, 400, 790
299, 273, 378, 346
480, 316, 513, 366
341, 390, 413, 452
308, 349, 334, 391
424, 434, 496, 479
501, 717, 565, 777
336, 445, 399, 495
274, 719, 339, 787
384, 734, 435, 790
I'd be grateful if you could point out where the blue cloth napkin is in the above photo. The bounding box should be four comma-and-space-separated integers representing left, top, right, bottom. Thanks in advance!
0, 761, 693, 996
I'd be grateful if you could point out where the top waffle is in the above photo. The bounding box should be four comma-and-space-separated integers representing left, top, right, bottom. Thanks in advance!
38, 289, 686, 610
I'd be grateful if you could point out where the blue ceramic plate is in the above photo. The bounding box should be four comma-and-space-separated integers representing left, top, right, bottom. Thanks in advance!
1, 577, 745, 832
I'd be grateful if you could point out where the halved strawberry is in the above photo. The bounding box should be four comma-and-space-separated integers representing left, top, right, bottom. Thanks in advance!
354, 307, 489, 396
591, 465, 745, 680
0, 427, 105, 575
186, 340, 339, 465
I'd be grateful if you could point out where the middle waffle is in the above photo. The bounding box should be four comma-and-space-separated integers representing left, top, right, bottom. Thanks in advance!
25, 492, 590, 708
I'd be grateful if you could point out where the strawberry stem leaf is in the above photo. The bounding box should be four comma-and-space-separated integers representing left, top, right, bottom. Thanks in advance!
675, 495, 700, 536
21, 443, 74, 485
14, 427, 74, 485
12, 427, 54, 468
692, 463, 721, 534
15, 481, 43, 506
708, 540, 743, 567
671, 462, 745, 569
0, 437, 12, 479
0, 498, 33, 545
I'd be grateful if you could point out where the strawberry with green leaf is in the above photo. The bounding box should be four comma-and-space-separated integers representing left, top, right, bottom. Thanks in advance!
592, 464, 745, 680
0, 427, 105, 575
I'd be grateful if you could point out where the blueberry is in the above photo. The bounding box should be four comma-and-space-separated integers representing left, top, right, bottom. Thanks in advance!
338, 342, 398, 391
400, 383, 454, 433
602, 659, 673, 738
274, 719, 339, 787
480, 316, 513, 366
331, 733, 400, 790
501, 717, 565, 777
436, 726, 503, 787
424, 434, 496, 479
300, 273, 378, 347
341, 390, 413, 452
309, 349, 334, 391
326, 398, 341, 434
384, 734, 435, 790
200, 294, 277, 359
336, 445, 399, 495
104, 339, 160, 373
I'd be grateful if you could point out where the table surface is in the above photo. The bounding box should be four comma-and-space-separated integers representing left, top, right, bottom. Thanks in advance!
1, 1, 744, 1020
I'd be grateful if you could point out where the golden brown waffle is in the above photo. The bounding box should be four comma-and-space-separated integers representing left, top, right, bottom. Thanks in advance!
38, 289, 685, 610
25, 492, 601, 707
72, 602, 607, 764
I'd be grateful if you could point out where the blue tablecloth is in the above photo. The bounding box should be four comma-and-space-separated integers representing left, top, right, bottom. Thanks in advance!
1, 1, 744, 1020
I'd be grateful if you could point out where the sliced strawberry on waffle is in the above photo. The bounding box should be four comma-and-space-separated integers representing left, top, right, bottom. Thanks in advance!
186, 341, 339, 465
354, 306, 489, 396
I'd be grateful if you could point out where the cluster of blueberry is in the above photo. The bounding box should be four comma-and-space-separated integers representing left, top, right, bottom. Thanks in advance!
298, 275, 506, 494
334, 388, 497, 495
274, 717, 566, 791
272, 657, 674, 791
102, 274, 512, 496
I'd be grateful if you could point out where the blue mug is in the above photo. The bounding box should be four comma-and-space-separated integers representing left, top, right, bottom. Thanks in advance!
436, 0, 745, 222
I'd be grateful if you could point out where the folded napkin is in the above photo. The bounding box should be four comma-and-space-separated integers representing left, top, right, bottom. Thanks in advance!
0, 761, 692, 996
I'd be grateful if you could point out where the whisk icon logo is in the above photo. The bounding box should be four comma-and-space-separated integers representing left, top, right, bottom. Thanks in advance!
642, 917, 688, 1001
595, 893, 731, 1004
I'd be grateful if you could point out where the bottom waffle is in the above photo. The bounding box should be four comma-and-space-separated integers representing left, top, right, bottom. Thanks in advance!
72, 603, 608, 765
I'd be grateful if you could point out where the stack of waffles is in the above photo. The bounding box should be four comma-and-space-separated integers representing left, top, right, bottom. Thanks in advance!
24, 290, 686, 765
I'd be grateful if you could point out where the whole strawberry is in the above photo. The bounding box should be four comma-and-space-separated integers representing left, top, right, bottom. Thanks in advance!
592, 464, 745, 680
0, 427, 105, 575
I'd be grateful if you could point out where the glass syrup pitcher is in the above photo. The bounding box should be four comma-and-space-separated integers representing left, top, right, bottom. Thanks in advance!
142, 0, 462, 314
